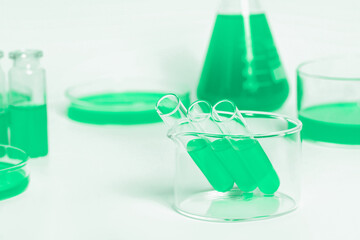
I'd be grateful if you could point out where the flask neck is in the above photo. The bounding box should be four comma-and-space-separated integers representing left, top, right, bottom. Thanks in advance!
218, 0, 263, 15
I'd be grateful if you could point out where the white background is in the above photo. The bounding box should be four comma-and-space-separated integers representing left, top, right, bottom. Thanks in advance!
1, 0, 360, 239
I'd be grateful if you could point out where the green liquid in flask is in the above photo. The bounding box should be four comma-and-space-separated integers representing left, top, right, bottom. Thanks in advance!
0, 111, 8, 145
187, 139, 234, 192
233, 139, 280, 194
299, 102, 360, 145
68, 92, 190, 125
211, 138, 257, 192
0, 162, 29, 200
9, 104, 48, 158
197, 14, 289, 111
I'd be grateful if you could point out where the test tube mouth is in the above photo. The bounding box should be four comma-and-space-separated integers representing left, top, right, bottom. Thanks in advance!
156, 94, 183, 117
212, 99, 237, 122
187, 100, 212, 122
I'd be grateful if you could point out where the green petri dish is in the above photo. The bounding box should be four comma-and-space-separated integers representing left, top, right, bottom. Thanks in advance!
0, 145, 29, 201
66, 80, 190, 125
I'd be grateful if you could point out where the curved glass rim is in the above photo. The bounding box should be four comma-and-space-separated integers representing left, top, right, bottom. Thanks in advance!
156, 93, 182, 117
9, 49, 43, 60
297, 55, 360, 81
187, 100, 212, 122
168, 111, 302, 139
66, 80, 190, 109
0, 145, 29, 173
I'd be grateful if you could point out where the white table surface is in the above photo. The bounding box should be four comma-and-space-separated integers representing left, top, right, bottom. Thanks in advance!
1, 0, 360, 239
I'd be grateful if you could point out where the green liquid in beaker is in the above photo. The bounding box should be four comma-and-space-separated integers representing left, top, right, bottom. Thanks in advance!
0, 162, 29, 200
197, 14, 288, 111
9, 104, 48, 158
233, 139, 280, 194
187, 139, 234, 192
299, 102, 360, 145
0, 111, 8, 145
211, 138, 257, 192
68, 92, 190, 125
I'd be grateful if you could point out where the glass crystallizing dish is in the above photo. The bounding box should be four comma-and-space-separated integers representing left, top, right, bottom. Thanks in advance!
66, 79, 190, 125
297, 56, 360, 145
0, 145, 29, 201
168, 111, 302, 222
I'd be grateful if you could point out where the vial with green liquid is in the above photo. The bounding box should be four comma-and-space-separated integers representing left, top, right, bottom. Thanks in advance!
8, 50, 48, 158
197, 0, 289, 111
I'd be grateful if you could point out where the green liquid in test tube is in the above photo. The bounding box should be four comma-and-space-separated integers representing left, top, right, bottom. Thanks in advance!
212, 100, 280, 195
232, 139, 279, 194
187, 138, 234, 192
156, 94, 233, 192
187, 100, 256, 192
211, 138, 257, 192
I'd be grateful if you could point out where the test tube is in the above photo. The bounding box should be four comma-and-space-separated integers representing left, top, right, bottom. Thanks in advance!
156, 94, 233, 192
188, 100, 257, 193
212, 100, 280, 195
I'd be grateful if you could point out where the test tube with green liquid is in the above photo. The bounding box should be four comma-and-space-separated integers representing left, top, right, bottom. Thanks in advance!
156, 94, 233, 192
187, 100, 256, 193
212, 100, 280, 195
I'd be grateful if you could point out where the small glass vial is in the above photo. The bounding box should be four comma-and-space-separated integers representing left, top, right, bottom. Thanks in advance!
8, 50, 48, 158
0, 51, 8, 145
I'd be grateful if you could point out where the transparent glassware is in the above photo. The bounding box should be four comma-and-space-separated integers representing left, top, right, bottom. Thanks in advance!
66, 79, 190, 125
197, 0, 289, 111
0, 145, 29, 201
156, 95, 235, 192
168, 111, 302, 222
297, 56, 360, 145
8, 50, 48, 157
0, 51, 8, 145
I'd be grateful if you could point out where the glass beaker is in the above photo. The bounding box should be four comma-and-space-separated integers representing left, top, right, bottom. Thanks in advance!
0, 145, 29, 201
197, 0, 289, 111
8, 50, 48, 158
168, 111, 302, 222
297, 56, 360, 145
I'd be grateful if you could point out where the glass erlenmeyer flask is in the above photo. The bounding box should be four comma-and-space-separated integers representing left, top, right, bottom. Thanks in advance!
197, 0, 289, 111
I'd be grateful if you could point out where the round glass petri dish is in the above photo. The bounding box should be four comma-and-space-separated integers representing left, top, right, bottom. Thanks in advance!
66, 79, 190, 124
297, 56, 360, 145
0, 145, 29, 201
